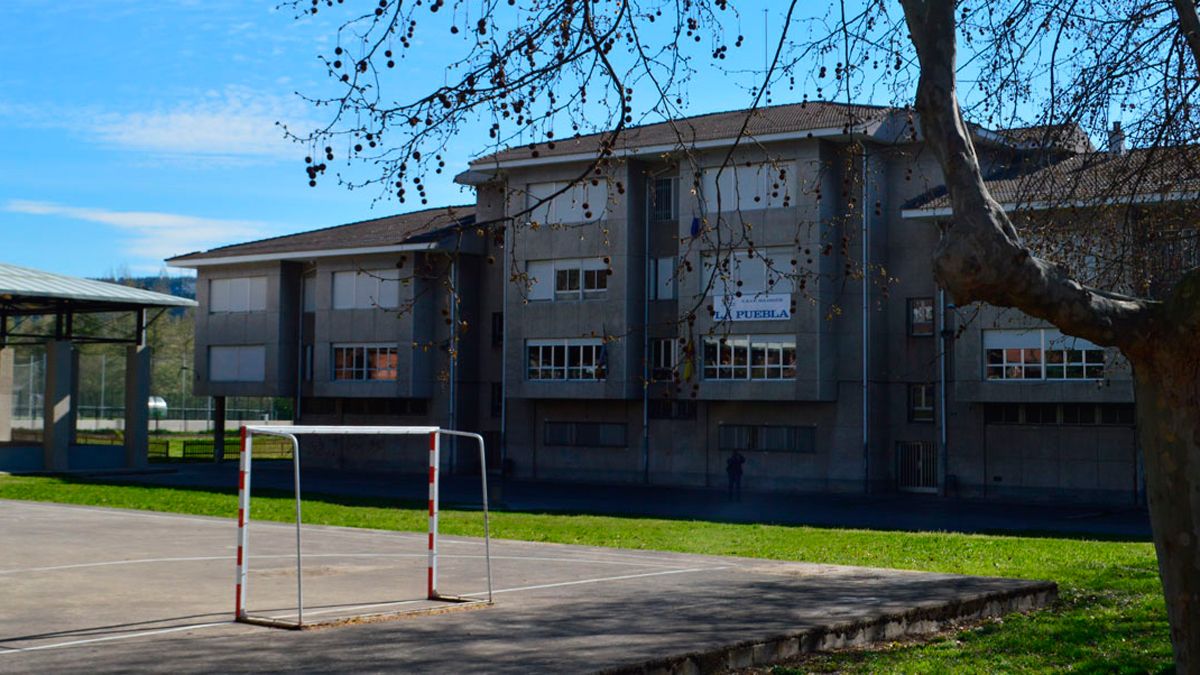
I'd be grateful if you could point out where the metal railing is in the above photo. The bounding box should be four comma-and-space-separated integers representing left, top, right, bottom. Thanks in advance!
896, 441, 938, 493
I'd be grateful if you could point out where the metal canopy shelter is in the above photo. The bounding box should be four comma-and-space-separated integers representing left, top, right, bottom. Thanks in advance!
0, 263, 196, 346
0, 263, 197, 473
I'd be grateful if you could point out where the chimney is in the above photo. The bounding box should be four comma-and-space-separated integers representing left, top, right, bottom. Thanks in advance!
1109, 121, 1126, 156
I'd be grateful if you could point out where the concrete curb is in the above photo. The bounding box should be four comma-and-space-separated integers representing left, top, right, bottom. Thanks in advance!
599, 581, 1059, 675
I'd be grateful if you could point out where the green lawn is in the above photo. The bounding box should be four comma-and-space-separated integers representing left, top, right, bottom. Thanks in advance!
0, 475, 1172, 673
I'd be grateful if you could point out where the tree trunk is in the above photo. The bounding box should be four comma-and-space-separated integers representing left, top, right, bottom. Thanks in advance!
1131, 273, 1200, 671
899, 1, 1200, 668
1134, 368, 1200, 671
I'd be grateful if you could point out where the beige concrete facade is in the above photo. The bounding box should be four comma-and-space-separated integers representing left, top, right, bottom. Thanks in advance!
177, 106, 1147, 505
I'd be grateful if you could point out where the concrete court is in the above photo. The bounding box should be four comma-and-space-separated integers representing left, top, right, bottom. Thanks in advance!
0, 500, 1056, 673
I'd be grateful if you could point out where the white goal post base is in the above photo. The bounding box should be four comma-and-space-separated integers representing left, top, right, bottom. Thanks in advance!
234, 425, 493, 630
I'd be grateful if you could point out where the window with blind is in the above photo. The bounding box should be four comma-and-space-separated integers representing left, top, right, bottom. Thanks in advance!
332, 344, 399, 381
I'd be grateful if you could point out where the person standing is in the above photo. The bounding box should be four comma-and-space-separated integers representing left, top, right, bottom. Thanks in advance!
726, 450, 745, 501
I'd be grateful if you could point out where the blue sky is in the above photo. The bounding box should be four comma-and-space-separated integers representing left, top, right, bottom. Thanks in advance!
0, 0, 478, 277
0, 0, 892, 278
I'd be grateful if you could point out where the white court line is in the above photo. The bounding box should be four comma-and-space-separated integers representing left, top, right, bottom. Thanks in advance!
1, 502, 717, 564
0, 556, 230, 575
527, 547, 716, 565
463, 566, 731, 597
1, 500, 422, 535
0, 501, 239, 527
259, 566, 731, 622
265, 599, 428, 621
0, 500, 471, 543
0, 622, 233, 655
0, 552, 690, 576
0, 566, 727, 656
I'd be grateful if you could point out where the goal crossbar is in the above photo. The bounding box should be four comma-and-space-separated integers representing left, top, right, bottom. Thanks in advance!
234, 425, 493, 629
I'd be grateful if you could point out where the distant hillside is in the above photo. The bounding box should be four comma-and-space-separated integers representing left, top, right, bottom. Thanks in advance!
95, 275, 196, 300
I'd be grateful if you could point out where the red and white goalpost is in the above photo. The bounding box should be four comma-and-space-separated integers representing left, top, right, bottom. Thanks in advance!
233, 425, 493, 629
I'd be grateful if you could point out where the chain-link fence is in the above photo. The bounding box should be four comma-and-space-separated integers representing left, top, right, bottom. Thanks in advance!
7, 348, 286, 426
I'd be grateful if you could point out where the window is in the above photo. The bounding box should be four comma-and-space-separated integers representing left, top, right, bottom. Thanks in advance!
527, 258, 609, 301
909, 383, 934, 422
984, 403, 1021, 424
702, 336, 796, 380
332, 344, 398, 381
209, 277, 267, 313
701, 161, 795, 211
544, 421, 573, 446
301, 397, 337, 416
701, 248, 796, 297
984, 329, 1105, 381
526, 339, 606, 380
582, 268, 608, 295
302, 275, 316, 312
490, 382, 502, 418
650, 338, 678, 381
332, 269, 401, 310
648, 399, 697, 419
1062, 403, 1096, 425
1100, 403, 1135, 425
909, 298, 934, 336
649, 257, 677, 300
543, 421, 627, 447
342, 398, 406, 416
527, 180, 608, 224
650, 177, 676, 221
984, 403, 1131, 425
1025, 403, 1059, 425
303, 345, 313, 382
209, 345, 266, 382
718, 424, 815, 453
491, 312, 504, 347
555, 268, 579, 299
1044, 344, 1105, 380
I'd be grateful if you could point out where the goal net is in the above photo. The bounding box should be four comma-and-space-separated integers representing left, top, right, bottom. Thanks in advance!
234, 425, 493, 629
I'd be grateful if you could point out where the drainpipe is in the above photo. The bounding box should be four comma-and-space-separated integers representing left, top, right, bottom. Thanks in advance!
938, 288, 948, 497
861, 145, 870, 495
500, 222, 509, 474
295, 268, 306, 425
448, 254, 459, 470
642, 173, 651, 484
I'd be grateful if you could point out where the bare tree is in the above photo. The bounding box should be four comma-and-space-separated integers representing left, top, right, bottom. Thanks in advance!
287, 0, 1200, 667
899, 1, 1200, 667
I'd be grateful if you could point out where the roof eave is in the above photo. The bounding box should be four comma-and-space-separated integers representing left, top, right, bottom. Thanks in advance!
0, 296, 197, 312
901, 189, 1200, 219
167, 242, 444, 269
469, 121, 888, 170
454, 169, 502, 186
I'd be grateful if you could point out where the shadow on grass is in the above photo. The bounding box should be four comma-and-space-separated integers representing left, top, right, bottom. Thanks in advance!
11, 471, 1154, 545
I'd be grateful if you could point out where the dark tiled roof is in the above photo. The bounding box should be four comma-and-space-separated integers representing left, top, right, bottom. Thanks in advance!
907, 146, 1200, 212
472, 101, 896, 165
167, 205, 474, 263
996, 124, 1094, 153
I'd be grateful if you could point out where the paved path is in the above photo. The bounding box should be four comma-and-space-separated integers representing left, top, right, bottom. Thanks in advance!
97, 462, 1151, 539
0, 500, 1054, 673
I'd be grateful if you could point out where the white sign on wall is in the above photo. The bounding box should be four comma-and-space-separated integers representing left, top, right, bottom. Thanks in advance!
712, 294, 791, 321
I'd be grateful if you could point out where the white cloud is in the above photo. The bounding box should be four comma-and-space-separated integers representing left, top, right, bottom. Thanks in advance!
5, 199, 279, 261
87, 87, 314, 161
